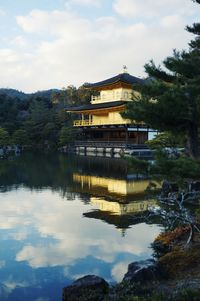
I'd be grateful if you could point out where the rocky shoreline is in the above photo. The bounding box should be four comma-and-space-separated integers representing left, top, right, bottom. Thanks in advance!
0, 145, 22, 159
63, 262, 200, 301
63, 227, 200, 301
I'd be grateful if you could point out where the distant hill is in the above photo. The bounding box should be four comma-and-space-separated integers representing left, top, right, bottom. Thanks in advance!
32, 89, 61, 98
0, 88, 61, 101
0, 89, 27, 100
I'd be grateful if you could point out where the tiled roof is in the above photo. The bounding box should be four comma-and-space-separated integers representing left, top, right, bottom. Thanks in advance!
84, 73, 145, 89
66, 101, 126, 112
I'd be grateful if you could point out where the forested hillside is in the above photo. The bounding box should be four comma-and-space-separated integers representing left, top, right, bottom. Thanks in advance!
0, 85, 93, 148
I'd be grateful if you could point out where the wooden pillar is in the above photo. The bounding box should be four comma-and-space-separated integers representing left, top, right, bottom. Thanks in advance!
107, 131, 110, 142
89, 114, 92, 125
136, 128, 139, 145
125, 129, 128, 145
81, 114, 84, 126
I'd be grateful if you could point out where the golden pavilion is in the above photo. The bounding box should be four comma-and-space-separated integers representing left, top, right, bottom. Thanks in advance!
67, 68, 151, 146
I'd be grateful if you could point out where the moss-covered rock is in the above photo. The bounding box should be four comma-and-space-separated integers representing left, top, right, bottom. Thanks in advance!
62, 275, 109, 301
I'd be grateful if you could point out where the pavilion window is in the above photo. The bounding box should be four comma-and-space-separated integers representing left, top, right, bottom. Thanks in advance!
124, 92, 128, 99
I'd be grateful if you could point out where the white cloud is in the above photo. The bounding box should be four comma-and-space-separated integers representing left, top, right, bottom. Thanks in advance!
0, 9, 6, 16
16, 8, 91, 39
0, 2, 196, 92
0, 189, 160, 271
11, 36, 29, 48
0, 49, 22, 63
113, 0, 197, 18
70, 0, 101, 6
160, 15, 184, 28
2, 280, 29, 290
111, 261, 130, 282
113, 0, 141, 18
11, 231, 28, 241
0, 260, 6, 269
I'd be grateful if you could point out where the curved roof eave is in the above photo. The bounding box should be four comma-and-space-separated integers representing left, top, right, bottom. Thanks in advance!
84, 73, 145, 89
66, 100, 127, 113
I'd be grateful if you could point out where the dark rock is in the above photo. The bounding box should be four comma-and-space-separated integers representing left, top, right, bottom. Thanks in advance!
155, 278, 200, 297
63, 275, 109, 301
123, 259, 162, 283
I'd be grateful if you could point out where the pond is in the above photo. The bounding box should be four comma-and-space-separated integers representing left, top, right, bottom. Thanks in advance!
0, 152, 162, 301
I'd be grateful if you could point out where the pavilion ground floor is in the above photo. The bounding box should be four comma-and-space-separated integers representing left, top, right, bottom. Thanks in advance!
75, 124, 156, 146
60, 125, 157, 158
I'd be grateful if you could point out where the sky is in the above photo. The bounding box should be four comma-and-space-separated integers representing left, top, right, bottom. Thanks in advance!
0, 0, 199, 92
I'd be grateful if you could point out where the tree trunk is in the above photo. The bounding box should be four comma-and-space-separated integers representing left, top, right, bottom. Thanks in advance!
186, 223, 195, 246
186, 123, 200, 159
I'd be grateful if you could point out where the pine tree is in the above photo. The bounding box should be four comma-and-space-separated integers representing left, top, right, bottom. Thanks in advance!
0, 128, 10, 147
123, 0, 200, 158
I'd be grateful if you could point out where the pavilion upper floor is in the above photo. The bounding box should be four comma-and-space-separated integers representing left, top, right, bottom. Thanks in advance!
66, 71, 145, 127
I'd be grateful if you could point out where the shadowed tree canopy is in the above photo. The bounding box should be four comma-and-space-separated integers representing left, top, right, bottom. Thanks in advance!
123, 0, 200, 158
0, 128, 10, 147
0, 85, 92, 148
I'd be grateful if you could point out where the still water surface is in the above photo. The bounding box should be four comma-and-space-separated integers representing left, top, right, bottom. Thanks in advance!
0, 152, 162, 301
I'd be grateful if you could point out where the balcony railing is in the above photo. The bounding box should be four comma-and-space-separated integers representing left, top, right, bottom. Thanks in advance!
91, 92, 133, 104
74, 120, 93, 126
73, 119, 131, 127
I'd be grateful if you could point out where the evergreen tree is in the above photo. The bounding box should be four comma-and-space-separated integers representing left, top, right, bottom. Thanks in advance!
25, 98, 54, 144
12, 129, 29, 146
0, 128, 10, 147
123, 0, 200, 158
146, 132, 184, 149
0, 94, 20, 133
59, 126, 78, 146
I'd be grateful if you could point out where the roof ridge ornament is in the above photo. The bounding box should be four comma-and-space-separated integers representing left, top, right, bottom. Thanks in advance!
123, 65, 128, 74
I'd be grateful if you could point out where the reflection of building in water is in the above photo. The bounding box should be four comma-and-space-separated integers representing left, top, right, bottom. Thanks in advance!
73, 172, 160, 235
86, 197, 157, 236
90, 197, 157, 215
84, 197, 158, 236
73, 173, 159, 201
